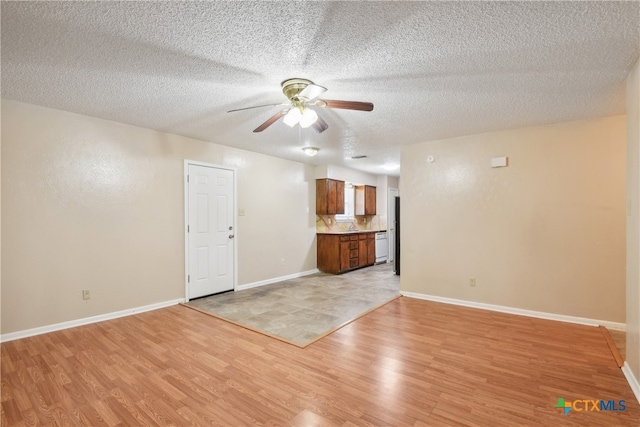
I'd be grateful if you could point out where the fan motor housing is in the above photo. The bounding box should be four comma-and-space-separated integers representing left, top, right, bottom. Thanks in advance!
281, 78, 314, 100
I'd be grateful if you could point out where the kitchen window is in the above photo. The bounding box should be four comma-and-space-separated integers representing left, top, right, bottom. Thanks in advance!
335, 183, 355, 222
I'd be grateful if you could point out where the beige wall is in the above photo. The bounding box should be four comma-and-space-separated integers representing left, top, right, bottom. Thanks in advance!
376, 175, 389, 230
1, 100, 317, 334
318, 164, 378, 186
375, 175, 399, 231
401, 115, 626, 322
627, 57, 640, 379
0, 113, 2, 334
388, 176, 399, 190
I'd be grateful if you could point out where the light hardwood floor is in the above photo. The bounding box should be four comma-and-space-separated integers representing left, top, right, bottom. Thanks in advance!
609, 329, 626, 361
1, 297, 638, 426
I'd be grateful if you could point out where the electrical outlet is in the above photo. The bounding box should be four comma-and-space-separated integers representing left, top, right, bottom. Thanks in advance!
469, 278, 476, 287
82, 289, 91, 300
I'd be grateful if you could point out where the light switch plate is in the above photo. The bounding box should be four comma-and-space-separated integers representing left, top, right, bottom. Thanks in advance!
491, 156, 508, 168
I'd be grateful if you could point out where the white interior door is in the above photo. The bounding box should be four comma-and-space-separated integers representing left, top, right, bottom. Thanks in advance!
187, 163, 235, 299
388, 188, 399, 262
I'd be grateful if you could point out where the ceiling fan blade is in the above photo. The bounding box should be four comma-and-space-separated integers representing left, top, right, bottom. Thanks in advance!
298, 84, 327, 101
228, 103, 287, 113
253, 109, 289, 132
312, 114, 329, 133
315, 99, 374, 111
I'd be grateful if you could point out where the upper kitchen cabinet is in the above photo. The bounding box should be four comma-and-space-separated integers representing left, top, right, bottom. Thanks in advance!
316, 179, 345, 215
355, 185, 376, 215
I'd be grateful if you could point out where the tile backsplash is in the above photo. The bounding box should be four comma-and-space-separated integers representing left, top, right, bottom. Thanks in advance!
316, 215, 387, 232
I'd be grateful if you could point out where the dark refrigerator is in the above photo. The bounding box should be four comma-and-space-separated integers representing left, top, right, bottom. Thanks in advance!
394, 196, 400, 275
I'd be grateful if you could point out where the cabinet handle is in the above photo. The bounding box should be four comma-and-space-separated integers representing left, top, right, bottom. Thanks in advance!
229, 234, 235, 239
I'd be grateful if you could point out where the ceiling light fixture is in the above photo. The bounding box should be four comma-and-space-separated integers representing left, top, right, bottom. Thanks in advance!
302, 146, 320, 157
283, 108, 302, 127
283, 106, 318, 128
382, 163, 400, 171
299, 109, 318, 128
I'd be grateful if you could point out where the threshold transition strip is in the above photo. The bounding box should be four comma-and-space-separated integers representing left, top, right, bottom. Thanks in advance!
600, 325, 625, 368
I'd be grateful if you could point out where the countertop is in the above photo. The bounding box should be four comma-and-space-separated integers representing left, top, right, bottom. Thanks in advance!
316, 230, 386, 235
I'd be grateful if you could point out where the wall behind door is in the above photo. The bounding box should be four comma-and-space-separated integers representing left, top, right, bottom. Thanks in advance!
1, 100, 317, 334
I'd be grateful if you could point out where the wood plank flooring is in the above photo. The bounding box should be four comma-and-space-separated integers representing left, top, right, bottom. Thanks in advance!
2, 297, 638, 426
609, 329, 627, 361
599, 326, 624, 368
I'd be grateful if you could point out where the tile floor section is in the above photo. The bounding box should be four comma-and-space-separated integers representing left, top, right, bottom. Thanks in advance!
186, 262, 400, 346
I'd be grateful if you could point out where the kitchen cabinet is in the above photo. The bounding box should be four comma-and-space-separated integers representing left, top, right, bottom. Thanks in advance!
358, 233, 376, 266
342, 235, 359, 271
355, 185, 376, 215
316, 179, 345, 215
317, 232, 376, 274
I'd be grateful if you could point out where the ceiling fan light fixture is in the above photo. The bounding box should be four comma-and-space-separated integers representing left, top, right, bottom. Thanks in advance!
302, 146, 320, 157
283, 108, 302, 127
299, 108, 318, 128
234, 78, 373, 133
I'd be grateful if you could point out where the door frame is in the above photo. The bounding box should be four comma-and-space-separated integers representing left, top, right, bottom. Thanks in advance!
388, 187, 399, 262
183, 160, 238, 302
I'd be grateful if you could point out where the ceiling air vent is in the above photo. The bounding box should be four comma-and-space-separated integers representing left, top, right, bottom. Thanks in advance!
351, 155, 367, 159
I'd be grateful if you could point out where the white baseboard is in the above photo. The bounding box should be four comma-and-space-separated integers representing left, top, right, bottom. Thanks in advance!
622, 362, 640, 404
0, 298, 184, 343
400, 291, 626, 331
236, 269, 319, 291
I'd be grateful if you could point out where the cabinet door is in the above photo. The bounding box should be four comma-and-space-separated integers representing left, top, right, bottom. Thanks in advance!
316, 179, 345, 215
316, 179, 328, 214
367, 234, 376, 264
358, 239, 368, 266
340, 241, 351, 272
365, 186, 376, 215
327, 179, 337, 214
335, 180, 345, 214
355, 185, 376, 215
318, 235, 342, 274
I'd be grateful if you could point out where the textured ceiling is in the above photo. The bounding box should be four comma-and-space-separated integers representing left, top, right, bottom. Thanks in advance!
2, 1, 639, 176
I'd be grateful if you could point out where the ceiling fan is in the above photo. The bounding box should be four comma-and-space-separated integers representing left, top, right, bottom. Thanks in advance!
227, 78, 374, 133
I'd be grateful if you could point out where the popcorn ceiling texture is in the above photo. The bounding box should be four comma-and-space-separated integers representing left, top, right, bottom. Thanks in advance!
1, 1, 638, 175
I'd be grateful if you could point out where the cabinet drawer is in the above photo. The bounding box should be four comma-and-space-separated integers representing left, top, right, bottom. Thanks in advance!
359, 233, 367, 240
350, 258, 359, 267
367, 233, 375, 239
349, 235, 358, 241
350, 241, 358, 249
339, 236, 350, 242
349, 249, 358, 258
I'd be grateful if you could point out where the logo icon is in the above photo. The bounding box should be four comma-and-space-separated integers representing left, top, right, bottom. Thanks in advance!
554, 398, 626, 415
554, 398, 572, 415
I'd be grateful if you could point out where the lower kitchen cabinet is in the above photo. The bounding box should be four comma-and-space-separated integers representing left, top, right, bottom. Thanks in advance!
317, 232, 376, 274
358, 233, 376, 266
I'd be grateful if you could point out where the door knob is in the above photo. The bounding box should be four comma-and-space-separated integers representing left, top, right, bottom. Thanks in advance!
229, 234, 235, 239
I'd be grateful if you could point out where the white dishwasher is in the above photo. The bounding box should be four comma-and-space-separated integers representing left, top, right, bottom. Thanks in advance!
375, 232, 388, 263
